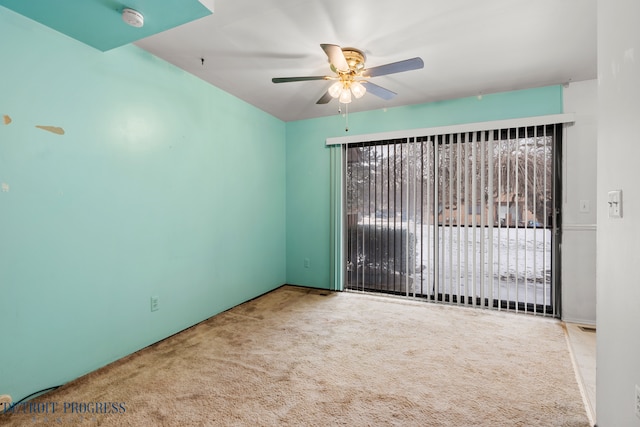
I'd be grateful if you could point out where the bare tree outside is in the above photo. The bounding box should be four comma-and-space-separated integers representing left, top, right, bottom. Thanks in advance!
345, 126, 557, 313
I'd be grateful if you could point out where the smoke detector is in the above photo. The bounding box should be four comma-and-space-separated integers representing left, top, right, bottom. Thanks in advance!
122, 8, 144, 28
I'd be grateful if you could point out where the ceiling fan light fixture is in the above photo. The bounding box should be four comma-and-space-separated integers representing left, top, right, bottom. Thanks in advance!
339, 88, 352, 104
350, 81, 366, 99
328, 81, 344, 98
272, 44, 422, 110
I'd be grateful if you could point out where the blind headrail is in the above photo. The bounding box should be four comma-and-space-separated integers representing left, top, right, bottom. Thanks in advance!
325, 113, 575, 146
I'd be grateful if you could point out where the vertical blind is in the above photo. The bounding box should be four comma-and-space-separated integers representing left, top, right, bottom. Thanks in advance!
343, 124, 561, 316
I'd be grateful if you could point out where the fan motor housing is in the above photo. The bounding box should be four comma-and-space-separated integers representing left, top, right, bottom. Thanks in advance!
341, 48, 366, 73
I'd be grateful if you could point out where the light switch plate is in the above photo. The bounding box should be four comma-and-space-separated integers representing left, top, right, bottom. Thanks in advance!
608, 190, 622, 218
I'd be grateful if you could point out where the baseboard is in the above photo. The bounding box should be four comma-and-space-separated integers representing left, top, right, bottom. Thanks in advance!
283, 283, 335, 291
562, 318, 596, 327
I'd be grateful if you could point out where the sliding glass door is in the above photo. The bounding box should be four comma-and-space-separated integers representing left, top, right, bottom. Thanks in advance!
344, 125, 561, 315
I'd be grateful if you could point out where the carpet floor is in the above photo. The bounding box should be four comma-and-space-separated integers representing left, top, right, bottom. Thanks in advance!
1, 286, 590, 426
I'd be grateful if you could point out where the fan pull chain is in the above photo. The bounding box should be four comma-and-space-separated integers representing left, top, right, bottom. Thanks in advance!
337, 103, 349, 132
345, 103, 349, 132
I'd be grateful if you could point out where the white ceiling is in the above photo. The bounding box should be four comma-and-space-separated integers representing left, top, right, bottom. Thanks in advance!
135, 0, 596, 122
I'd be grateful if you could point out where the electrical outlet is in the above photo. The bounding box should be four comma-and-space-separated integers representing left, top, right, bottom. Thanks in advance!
635, 384, 640, 419
579, 199, 590, 213
150, 296, 159, 312
304, 258, 310, 268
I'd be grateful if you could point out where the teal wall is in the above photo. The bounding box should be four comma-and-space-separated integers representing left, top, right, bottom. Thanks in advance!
285, 86, 563, 288
1, 3, 565, 405
0, 8, 286, 402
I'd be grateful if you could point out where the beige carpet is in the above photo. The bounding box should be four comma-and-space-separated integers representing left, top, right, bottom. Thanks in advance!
1, 286, 590, 426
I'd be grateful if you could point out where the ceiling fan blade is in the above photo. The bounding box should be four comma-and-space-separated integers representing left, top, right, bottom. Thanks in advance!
362, 81, 397, 100
272, 76, 329, 83
320, 44, 349, 72
363, 57, 424, 78
316, 91, 333, 104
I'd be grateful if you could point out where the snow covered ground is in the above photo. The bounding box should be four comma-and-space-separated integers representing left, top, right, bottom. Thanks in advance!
414, 225, 552, 307
349, 219, 552, 307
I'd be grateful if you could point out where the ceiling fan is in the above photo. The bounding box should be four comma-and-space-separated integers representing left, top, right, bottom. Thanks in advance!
272, 44, 424, 105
